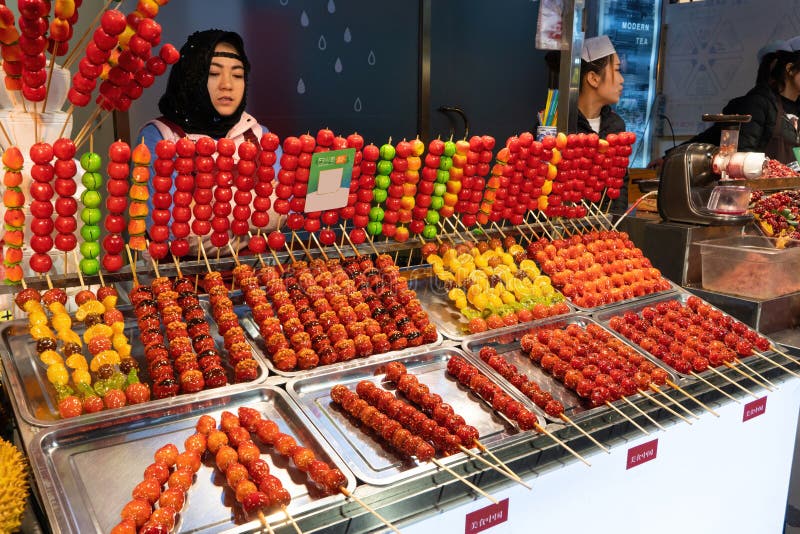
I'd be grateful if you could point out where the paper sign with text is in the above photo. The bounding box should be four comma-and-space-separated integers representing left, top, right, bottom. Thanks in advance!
743, 396, 767, 422
626, 439, 658, 470
465, 498, 509, 534
305, 148, 355, 212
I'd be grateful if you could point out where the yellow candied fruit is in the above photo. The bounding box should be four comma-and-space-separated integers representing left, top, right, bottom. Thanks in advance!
455, 297, 468, 310
501, 291, 516, 305
426, 254, 442, 265
101, 295, 118, 310
65, 353, 88, 371
47, 302, 66, 314
117, 344, 132, 359
28, 310, 48, 326
83, 324, 113, 342
29, 324, 54, 339
111, 321, 125, 335
58, 330, 82, 346
23, 301, 41, 314
72, 369, 91, 386
90, 349, 120, 373
448, 288, 466, 301
75, 300, 105, 321
111, 333, 128, 350
50, 313, 72, 333
46, 362, 69, 387
39, 350, 62, 366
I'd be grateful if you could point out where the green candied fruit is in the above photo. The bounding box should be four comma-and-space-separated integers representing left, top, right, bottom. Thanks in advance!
81, 171, 103, 190
79, 152, 102, 173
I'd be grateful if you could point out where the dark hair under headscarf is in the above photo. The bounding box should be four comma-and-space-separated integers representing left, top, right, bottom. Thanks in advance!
158, 29, 251, 138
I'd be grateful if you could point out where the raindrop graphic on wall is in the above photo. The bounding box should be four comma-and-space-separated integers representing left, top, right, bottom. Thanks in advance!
343, 27, 352, 43
354, 97, 362, 112
367, 50, 376, 65
300, 10, 309, 27
297, 78, 306, 94
318, 35, 327, 50
280, 0, 288, 5
327, 0, 336, 14
334, 58, 342, 73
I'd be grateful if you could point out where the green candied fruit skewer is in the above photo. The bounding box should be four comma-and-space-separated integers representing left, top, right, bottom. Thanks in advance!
78, 152, 103, 276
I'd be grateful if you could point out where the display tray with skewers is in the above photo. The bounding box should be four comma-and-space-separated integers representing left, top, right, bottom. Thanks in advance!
204, 256, 444, 378
410, 235, 574, 341
0, 279, 269, 429
285, 346, 550, 486
26, 384, 357, 534
592, 290, 787, 392
461, 315, 683, 428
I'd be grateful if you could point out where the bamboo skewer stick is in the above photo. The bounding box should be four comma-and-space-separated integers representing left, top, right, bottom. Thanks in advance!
366, 233, 382, 256
558, 413, 611, 453
533, 423, 590, 467
57, 104, 74, 140
62, 0, 117, 70
604, 401, 649, 434
430, 458, 498, 504
76, 110, 113, 150
227, 242, 241, 267
734, 358, 779, 390
457, 445, 531, 489
338, 486, 401, 534
340, 224, 362, 256
637, 389, 692, 424
256, 511, 273, 534
648, 385, 699, 420
43, 54, 58, 112
690, 371, 740, 404
620, 396, 665, 431
71, 250, 86, 289
722, 362, 773, 391
705, 366, 758, 399
198, 238, 213, 273
124, 245, 139, 287
753, 351, 800, 378
0, 118, 13, 148
309, 232, 330, 261
665, 379, 720, 417
72, 106, 103, 146
473, 441, 520, 484
171, 254, 184, 278
769, 344, 800, 366
280, 505, 302, 534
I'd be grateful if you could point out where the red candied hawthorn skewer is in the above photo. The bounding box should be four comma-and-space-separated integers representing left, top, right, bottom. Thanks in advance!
212, 411, 300, 532
130, 284, 180, 400
149, 139, 175, 261
210, 137, 236, 249
190, 136, 217, 238
28, 141, 56, 274
102, 140, 131, 272
253, 132, 278, 231
202, 271, 259, 382
171, 137, 195, 257
18, 0, 50, 104
52, 138, 79, 256
232, 139, 258, 242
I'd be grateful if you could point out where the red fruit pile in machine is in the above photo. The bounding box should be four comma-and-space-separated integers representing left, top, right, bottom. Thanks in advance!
519, 322, 669, 408
607, 295, 771, 375
527, 230, 672, 309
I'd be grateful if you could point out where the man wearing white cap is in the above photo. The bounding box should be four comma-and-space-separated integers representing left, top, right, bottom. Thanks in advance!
576, 35, 628, 212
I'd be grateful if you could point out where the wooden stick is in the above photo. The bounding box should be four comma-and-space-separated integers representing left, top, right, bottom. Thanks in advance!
665, 379, 720, 417
734, 358, 779, 390
198, 237, 213, 273
559, 413, 610, 453
533, 423, 590, 467
256, 510, 274, 534
283, 243, 298, 265
457, 445, 531, 489
76, 110, 113, 150
722, 362, 773, 391
97, 269, 106, 289
43, 53, 58, 112
226, 242, 242, 267
340, 224, 362, 256
491, 222, 507, 239
769, 344, 800, 366
270, 249, 284, 272
648, 385, 699, 420
62, 0, 116, 70
280, 505, 302, 534
637, 389, 692, 424
705, 366, 758, 399
124, 244, 139, 287
603, 401, 649, 434
309, 232, 330, 261
690, 371, 741, 404
57, 104, 74, 140
71, 250, 86, 289
430, 457, 499, 503
330, 237, 346, 260
338, 486, 401, 534
473, 440, 522, 485
620, 396, 665, 431
171, 254, 184, 278
753, 351, 800, 378
72, 106, 103, 146
366, 233, 382, 256
45, 273, 54, 290
293, 231, 314, 261
0, 117, 13, 148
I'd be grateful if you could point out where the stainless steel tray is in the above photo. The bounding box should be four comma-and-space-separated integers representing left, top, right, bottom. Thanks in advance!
564, 280, 681, 315
0, 303, 269, 428
461, 315, 680, 423
409, 270, 574, 341
285, 347, 540, 486
28, 385, 356, 534
216, 297, 444, 378
592, 290, 778, 381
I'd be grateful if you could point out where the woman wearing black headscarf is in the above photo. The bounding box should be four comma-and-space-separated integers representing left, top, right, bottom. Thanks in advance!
137, 29, 279, 242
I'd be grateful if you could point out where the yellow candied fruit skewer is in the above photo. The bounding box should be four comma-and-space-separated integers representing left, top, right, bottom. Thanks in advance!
46, 362, 69, 387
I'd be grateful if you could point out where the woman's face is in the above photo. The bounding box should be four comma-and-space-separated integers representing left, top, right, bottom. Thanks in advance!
207, 42, 245, 116
597, 54, 624, 105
